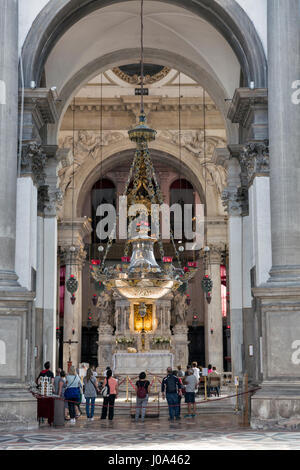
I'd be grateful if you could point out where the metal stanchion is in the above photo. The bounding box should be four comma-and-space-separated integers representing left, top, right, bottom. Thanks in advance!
125, 375, 130, 402
152, 376, 158, 402
234, 376, 239, 412
243, 373, 249, 424
204, 376, 208, 401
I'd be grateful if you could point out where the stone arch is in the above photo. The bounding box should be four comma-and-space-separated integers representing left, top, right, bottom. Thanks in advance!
22, 0, 267, 90
49, 47, 236, 145
61, 143, 223, 220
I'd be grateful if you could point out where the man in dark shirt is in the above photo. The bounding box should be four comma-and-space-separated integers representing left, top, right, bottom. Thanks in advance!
36, 361, 55, 385
161, 367, 182, 421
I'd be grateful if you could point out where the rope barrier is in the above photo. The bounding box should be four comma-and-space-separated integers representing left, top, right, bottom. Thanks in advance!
32, 387, 260, 410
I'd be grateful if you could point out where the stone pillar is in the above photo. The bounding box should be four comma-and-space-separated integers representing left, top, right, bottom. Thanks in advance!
58, 218, 92, 370
0, 0, 37, 430
251, 1, 300, 429
205, 245, 224, 372
222, 155, 244, 377
267, 1, 300, 278
0, 0, 19, 286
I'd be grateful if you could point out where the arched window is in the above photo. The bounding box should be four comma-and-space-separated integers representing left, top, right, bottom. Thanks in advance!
91, 179, 116, 243
170, 179, 195, 241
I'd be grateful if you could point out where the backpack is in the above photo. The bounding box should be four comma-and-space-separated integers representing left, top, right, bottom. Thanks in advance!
165, 375, 177, 394
137, 381, 147, 399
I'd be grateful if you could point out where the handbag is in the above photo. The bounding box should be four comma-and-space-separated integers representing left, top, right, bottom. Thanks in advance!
64, 377, 80, 402
101, 378, 110, 398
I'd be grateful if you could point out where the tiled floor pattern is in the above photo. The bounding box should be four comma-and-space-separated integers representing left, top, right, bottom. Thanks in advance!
1, 414, 300, 450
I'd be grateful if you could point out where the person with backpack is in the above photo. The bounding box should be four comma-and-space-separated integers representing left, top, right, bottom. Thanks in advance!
161, 367, 182, 421
135, 372, 151, 423
100, 369, 118, 421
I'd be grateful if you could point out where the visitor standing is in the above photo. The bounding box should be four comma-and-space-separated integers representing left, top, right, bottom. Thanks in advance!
192, 362, 200, 381
183, 369, 198, 418
65, 366, 82, 425
177, 365, 184, 378
83, 367, 99, 421
53, 368, 62, 395
101, 369, 118, 421
135, 372, 151, 422
161, 367, 182, 421
36, 361, 54, 386
173, 370, 183, 416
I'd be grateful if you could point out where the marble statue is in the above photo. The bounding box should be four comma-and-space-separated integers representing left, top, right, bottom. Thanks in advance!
97, 291, 113, 326
173, 292, 187, 326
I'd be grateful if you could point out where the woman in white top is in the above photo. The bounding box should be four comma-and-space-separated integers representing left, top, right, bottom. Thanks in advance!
65, 366, 82, 424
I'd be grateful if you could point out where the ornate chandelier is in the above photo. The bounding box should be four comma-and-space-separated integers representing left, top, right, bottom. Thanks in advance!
91, 113, 197, 301
90, 0, 198, 301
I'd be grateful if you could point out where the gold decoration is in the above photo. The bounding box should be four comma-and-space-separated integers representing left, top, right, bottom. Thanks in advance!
134, 304, 153, 331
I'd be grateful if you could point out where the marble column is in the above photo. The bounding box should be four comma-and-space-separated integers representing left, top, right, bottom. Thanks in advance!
268, 0, 300, 281
222, 156, 244, 377
0, 0, 37, 430
61, 247, 86, 370
251, 1, 300, 429
0, 0, 19, 286
58, 218, 92, 370
205, 245, 224, 372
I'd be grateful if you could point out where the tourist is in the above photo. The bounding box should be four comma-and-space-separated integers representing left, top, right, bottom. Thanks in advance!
173, 370, 183, 416
135, 372, 151, 423
103, 366, 112, 377
53, 368, 62, 394
192, 361, 200, 381
208, 364, 213, 374
183, 369, 198, 418
208, 367, 221, 397
83, 367, 99, 421
161, 367, 182, 421
177, 365, 184, 378
101, 369, 118, 421
65, 366, 82, 425
36, 361, 55, 386
57, 370, 70, 421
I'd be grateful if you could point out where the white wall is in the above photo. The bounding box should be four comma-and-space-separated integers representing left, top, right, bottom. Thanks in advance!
18, 0, 50, 53
236, 0, 267, 55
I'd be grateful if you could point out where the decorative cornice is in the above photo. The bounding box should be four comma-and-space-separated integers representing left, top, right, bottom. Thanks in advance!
112, 66, 171, 85
228, 88, 268, 126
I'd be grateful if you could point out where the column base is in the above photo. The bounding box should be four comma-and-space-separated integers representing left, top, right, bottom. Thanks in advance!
251, 383, 300, 430
0, 270, 21, 289
0, 385, 38, 431
268, 265, 300, 284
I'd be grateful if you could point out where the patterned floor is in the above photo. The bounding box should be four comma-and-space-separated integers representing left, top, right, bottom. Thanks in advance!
1, 415, 300, 450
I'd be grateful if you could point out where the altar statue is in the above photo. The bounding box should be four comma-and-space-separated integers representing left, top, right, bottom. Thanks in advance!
97, 291, 113, 326
173, 291, 187, 326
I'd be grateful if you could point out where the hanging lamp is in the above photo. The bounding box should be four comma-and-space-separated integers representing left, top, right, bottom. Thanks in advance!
90, 0, 198, 301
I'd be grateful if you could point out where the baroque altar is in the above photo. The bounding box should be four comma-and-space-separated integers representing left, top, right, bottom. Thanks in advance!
96, 290, 189, 374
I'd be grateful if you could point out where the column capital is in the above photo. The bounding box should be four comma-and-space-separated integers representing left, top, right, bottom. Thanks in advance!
58, 217, 93, 251
59, 245, 87, 267
207, 243, 226, 264
21, 141, 47, 186
240, 141, 270, 187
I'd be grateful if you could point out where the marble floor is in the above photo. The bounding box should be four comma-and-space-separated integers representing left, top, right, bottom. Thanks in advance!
1, 414, 300, 450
